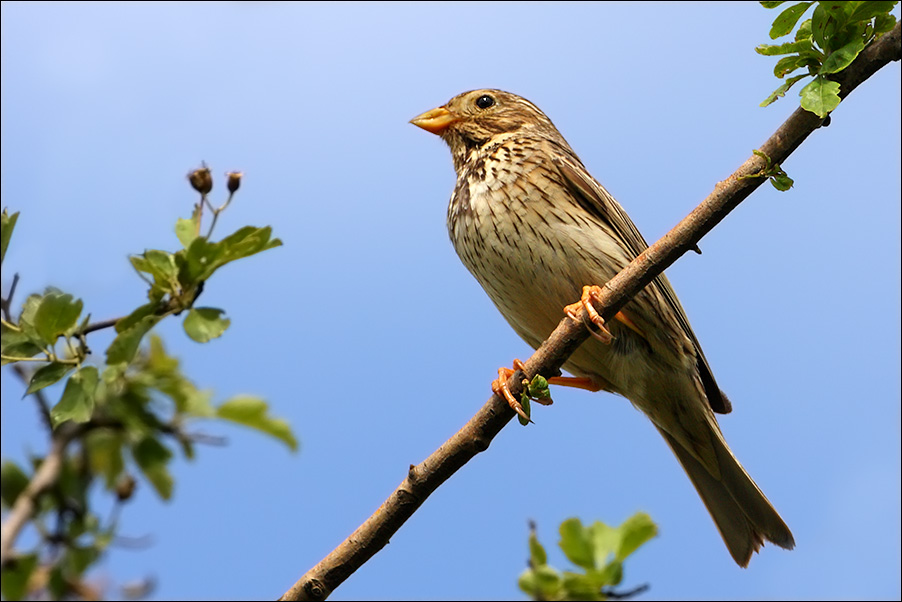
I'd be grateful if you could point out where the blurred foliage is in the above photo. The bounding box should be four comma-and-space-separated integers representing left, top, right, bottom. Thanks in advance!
757, 1, 898, 116
519, 514, 657, 601
0, 168, 294, 600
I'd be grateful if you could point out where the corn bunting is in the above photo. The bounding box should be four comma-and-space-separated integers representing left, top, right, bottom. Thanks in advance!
411, 89, 794, 567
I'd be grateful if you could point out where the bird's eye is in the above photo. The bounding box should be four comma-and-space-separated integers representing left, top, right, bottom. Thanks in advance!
475, 94, 495, 109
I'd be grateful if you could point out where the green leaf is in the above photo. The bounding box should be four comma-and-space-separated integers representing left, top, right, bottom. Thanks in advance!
848, 1, 897, 23
769, 1, 814, 38
0, 552, 38, 601
771, 173, 795, 191
593, 559, 624, 587
561, 571, 605, 601
819, 38, 866, 73
19, 293, 42, 328
143, 334, 215, 418
811, 3, 837, 50
0, 325, 44, 365
755, 38, 814, 55
145, 249, 178, 281
176, 216, 199, 248
795, 17, 813, 40
760, 73, 811, 107
773, 53, 817, 78
760, 1, 787, 8
146, 333, 179, 373
131, 250, 182, 300
47, 565, 66, 599
115, 302, 159, 333
517, 395, 531, 426
57, 452, 90, 510
800, 76, 841, 117
132, 437, 174, 500
518, 565, 562, 600
106, 313, 162, 365
175, 225, 282, 292
12, 294, 52, 358
33, 292, 83, 344
183, 307, 230, 343
588, 521, 619, 568
217, 225, 283, 263
0, 209, 18, 267
529, 529, 548, 567
180, 236, 221, 284
217, 396, 298, 451
50, 366, 99, 427
129, 254, 152, 278
527, 374, 551, 400
821, 1, 854, 28
1, 461, 30, 508
615, 512, 658, 561
874, 12, 897, 33
86, 430, 125, 489
64, 544, 102, 575
26, 361, 76, 395
559, 518, 595, 570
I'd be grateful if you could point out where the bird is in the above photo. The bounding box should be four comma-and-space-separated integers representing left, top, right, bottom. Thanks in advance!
410, 89, 794, 567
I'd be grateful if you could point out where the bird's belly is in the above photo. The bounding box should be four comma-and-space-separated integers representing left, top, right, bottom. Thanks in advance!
449, 191, 653, 396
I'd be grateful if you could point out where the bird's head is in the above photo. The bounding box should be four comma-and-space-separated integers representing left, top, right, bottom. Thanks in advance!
411, 89, 562, 170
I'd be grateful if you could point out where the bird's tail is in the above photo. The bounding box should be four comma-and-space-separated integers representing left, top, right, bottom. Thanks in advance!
656, 425, 795, 567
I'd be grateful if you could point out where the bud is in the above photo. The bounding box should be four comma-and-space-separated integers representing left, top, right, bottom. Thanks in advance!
116, 474, 137, 502
226, 171, 243, 194
188, 166, 213, 195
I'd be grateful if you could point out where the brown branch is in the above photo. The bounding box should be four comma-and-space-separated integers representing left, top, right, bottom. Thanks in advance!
279, 23, 900, 601
0, 423, 81, 568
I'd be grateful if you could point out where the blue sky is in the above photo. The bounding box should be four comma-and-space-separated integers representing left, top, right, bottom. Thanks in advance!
1, 2, 900, 600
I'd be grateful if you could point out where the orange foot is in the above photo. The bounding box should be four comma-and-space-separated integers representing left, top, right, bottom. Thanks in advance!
492, 359, 551, 423
564, 285, 647, 343
492, 360, 611, 422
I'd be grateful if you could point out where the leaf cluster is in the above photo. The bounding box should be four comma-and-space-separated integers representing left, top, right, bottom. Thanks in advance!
758, 1, 898, 116
0, 170, 293, 599
518, 514, 657, 601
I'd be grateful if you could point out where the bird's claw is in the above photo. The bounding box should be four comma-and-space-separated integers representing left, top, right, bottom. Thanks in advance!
492, 359, 552, 423
564, 285, 614, 344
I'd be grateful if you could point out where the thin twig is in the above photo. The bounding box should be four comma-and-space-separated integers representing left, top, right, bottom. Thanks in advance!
79, 317, 123, 336
0, 272, 20, 319
604, 583, 650, 600
279, 23, 900, 601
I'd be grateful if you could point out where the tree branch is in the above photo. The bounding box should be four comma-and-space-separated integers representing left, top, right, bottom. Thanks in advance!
0, 423, 80, 568
279, 22, 900, 601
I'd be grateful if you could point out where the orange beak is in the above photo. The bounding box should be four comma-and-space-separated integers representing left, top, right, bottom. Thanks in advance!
410, 106, 459, 135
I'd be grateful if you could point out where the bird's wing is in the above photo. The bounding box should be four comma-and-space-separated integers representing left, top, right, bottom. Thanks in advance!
550, 150, 731, 414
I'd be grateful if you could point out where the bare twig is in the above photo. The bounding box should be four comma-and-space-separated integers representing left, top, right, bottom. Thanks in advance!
280, 23, 900, 601
0, 272, 20, 319
79, 317, 123, 336
605, 583, 651, 600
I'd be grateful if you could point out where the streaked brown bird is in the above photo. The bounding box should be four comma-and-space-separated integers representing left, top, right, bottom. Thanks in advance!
411, 89, 794, 567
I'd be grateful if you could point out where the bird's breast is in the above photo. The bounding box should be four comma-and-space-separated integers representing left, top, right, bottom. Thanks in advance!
447, 149, 627, 349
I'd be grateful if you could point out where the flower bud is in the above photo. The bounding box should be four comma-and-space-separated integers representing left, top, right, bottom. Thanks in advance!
226, 171, 243, 194
116, 474, 137, 502
188, 166, 213, 195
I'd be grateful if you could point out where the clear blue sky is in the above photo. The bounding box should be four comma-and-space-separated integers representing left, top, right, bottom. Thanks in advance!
2, 2, 900, 600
